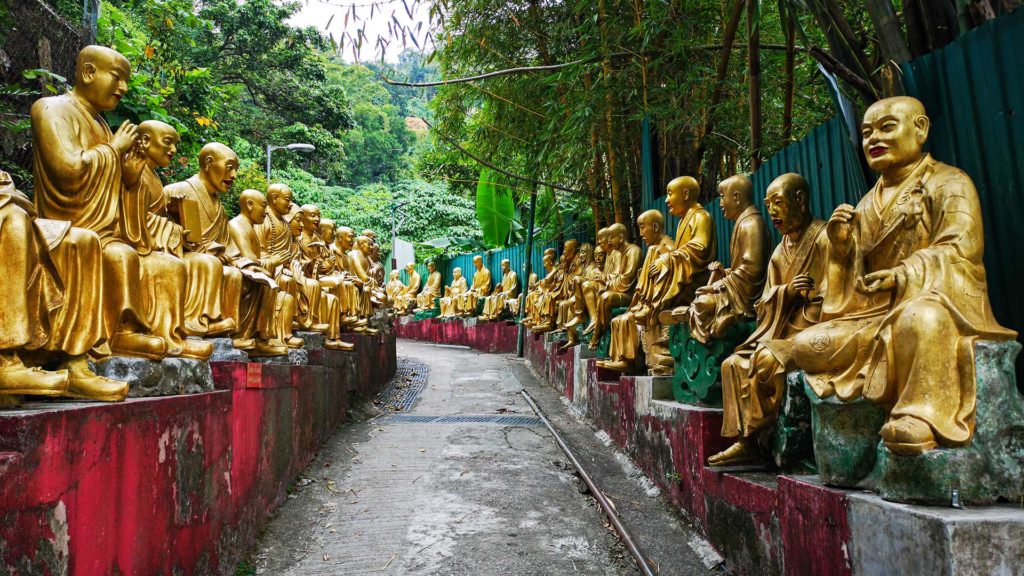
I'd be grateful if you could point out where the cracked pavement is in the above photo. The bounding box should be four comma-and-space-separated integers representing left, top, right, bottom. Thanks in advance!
248, 340, 717, 575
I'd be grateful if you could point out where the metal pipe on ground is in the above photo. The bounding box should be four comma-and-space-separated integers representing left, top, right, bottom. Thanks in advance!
520, 389, 657, 576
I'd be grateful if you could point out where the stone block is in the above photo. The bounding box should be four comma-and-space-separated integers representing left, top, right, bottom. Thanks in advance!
633, 376, 674, 418
847, 491, 1024, 576
250, 347, 309, 366
805, 341, 1024, 504
772, 372, 814, 472
296, 331, 325, 351
91, 356, 214, 397
207, 337, 248, 362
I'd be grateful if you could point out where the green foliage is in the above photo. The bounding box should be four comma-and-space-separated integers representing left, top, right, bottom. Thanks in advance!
474, 168, 514, 247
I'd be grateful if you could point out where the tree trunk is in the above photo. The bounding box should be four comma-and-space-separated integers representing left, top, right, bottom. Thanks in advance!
747, 0, 762, 170
693, 0, 745, 172
782, 0, 795, 143
864, 0, 912, 64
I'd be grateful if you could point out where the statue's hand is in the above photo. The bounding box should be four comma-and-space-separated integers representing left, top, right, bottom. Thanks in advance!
785, 274, 816, 299
827, 204, 856, 245
856, 269, 897, 294
122, 146, 146, 187
648, 255, 666, 277
111, 120, 139, 156
708, 261, 723, 272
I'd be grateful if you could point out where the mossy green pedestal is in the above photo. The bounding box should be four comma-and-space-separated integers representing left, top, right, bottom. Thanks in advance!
804, 340, 1024, 505
413, 297, 440, 320
668, 320, 754, 406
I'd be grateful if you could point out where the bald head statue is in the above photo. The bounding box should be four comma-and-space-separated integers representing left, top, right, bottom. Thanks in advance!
717, 174, 754, 221
319, 219, 336, 243
608, 222, 630, 250
861, 96, 930, 177
238, 189, 269, 225
336, 226, 355, 250
472, 255, 484, 270
198, 143, 238, 195
501, 259, 511, 273
406, 262, 416, 273
137, 120, 180, 169
665, 176, 700, 218
765, 173, 812, 238
300, 204, 322, 233
74, 45, 131, 114
637, 209, 666, 246
266, 183, 294, 217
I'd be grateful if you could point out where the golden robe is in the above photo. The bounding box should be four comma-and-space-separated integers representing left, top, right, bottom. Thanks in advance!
258, 210, 323, 330
440, 276, 468, 318
607, 235, 675, 364
787, 156, 1015, 446
482, 270, 519, 318
395, 271, 421, 313
459, 267, 492, 315
642, 206, 715, 321
597, 243, 643, 328
31, 93, 183, 355
165, 176, 272, 344
140, 167, 228, 337
721, 220, 827, 438
689, 205, 770, 342
416, 271, 442, 311
228, 213, 296, 344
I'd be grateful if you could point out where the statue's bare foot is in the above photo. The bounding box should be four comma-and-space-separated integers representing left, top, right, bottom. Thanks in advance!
206, 318, 237, 337
325, 339, 354, 351
232, 338, 256, 350
250, 339, 288, 357
882, 416, 937, 455
581, 322, 597, 336
110, 331, 168, 361
178, 338, 214, 361
0, 353, 68, 397
564, 315, 583, 329
285, 336, 304, 349
310, 323, 330, 333
707, 440, 758, 467
62, 356, 128, 402
596, 359, 631, 372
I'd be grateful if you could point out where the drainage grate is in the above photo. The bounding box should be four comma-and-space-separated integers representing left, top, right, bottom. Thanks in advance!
377, 360, 429, 411
380, 414, 543, 426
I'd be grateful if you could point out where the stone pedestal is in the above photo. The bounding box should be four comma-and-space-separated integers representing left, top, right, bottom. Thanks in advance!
249, 347, 309, 366
92, 356, 215, 397
668, 320, 754, 406
207, 337, 248, 362
805, 340, 1024, 504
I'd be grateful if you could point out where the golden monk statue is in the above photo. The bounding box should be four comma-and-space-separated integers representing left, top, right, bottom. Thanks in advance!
32, 45, 186, 362
708, 174, 829, 466
0, 170, 127, 402
522, 249, 557, 326
480, 259, 519, 321
597, 210, 676, 374
786, 97, 1015, 455
459, 255, 492, 317
386, 270, 405, 306
164, 143, 290, 356
333, 226, 373, 324
394, 262, 421, 315
508, 272, 535, 318
227, 190, 302, 351
135, 121, 236, 339
439, 268, 468, 318
562, 243, 605, 348
415, 262, 442, 312
531, 240, 579, 332
350, 235, 385, 310
666, 175, 769, 343
587, 223, 642, 349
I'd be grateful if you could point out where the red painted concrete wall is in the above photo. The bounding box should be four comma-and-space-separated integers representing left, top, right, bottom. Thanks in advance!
395, 317, 518, 354
0, 334, 396, 576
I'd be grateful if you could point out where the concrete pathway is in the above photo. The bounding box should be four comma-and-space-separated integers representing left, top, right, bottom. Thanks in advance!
249, 340, 719, 575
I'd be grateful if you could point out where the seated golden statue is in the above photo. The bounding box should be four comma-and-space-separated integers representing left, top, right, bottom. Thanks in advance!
599, 177, 715, 374
32, 45, 184, 362
386, 270, 406, 306
394, 262, 421, 315
333, 226, 374, 325
480, 259, 519, 321
786, 96, 1015, 455
458, 255, 492, 317
532, 240, 580, 332
588, 223, 642, 349
135, 121, 236, 340
508, 272, 536, 318
285, 214, 352, 349
597, 210, 676, 374
708, 173, 828, 466
521, 249, 556, 327
298, 211, 362, 333
0, 170, 127, 402
562, 242, 606, 348
665, 174, 769, 343
415, 262, 442, 312
227, 190, 302, 351
164, 143, 291, 356
439, 268, 468, 318
349, 235, 385, 311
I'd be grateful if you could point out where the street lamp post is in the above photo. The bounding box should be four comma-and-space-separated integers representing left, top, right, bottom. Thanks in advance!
266, 142, 316, 181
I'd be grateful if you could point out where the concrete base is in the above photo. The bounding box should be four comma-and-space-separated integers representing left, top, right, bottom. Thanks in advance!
394, 317, 518, 354
91, 355, 215, 397
847, 491, 1024, 576
0, 336, 396, 575
208, 337, 249, 362
250, 347, 309, 365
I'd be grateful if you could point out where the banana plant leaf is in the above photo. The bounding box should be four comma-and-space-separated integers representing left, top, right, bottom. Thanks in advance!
475, 168, 515, 247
